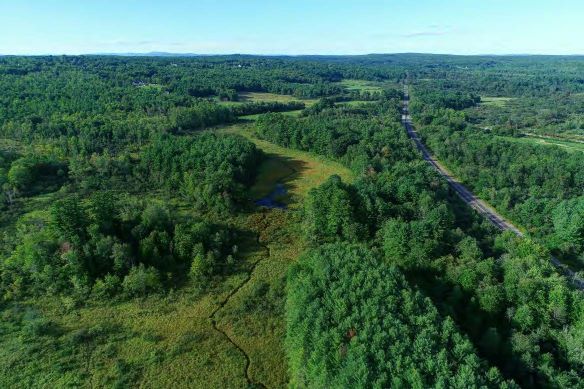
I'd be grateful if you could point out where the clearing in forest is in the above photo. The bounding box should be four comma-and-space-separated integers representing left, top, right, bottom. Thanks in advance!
501, 134, 584, 152
220, 124, 354, 203
480, 96, 514, 107
218, 91, 317, 106
340, 79, 385, 92
210, 124, 354, 387
3, 128, 354, 389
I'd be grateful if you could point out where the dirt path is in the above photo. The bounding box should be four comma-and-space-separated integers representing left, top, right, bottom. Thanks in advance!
208, 219, 270, 389
208, 162, 300, 388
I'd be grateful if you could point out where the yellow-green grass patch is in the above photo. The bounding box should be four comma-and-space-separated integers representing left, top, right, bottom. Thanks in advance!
339, 79, 384, 92
337, 100, 376, 107
1, 279, 251, 388
215, 210, 303, 388
500, 134, 584, 152
239, 109, 304, 121
220, 125, 354, 206
480, 96, 514, 107
218, 92, 317, 106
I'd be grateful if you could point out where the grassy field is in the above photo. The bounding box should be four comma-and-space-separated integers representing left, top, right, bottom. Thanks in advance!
501, 134, 584, 152
0, 274, 252, 388
210, 125, 353, 386
220, 124, 354, 205
339, 79, 385, 92
239, 109, 303, 121
0, 126, 354, 388
480, 96, 515, 107
218, 92, 317, 106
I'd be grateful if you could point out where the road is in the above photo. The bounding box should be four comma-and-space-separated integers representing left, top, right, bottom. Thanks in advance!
401, 83, 584, 290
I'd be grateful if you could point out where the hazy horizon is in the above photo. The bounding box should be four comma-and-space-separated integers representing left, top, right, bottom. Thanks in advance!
3, 52, 584, 58
1, 0, 583, 56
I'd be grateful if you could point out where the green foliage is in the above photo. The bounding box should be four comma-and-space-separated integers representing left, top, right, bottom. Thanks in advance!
552, 197, 584, 257
230, 100, 305, 116
50, 196, 88, 244
381, 215, 445, 269
92, 274, 122, 299
1, 193, 239, 301
122, 264, 162, 297
303, 175, 366, 243
139, 133, 262, 213
2, 54, 584, 387
7, 160, 34, 189
169, 101, 233, 133
2, 155, 67, 199
254, 100, 410, 170
286, 242, 510, 388
411, 81, 584, 266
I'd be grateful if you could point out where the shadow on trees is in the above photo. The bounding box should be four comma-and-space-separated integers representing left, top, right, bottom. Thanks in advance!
407, 269, 551, 388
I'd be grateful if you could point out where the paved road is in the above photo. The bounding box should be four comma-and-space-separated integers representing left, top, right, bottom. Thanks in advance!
401, 84, 584, 290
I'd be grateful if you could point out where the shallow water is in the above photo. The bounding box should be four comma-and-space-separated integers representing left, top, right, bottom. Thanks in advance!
255, 183, 287, 209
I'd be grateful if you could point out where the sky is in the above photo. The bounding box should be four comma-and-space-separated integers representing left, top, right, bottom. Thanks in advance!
0, 0, 583, 56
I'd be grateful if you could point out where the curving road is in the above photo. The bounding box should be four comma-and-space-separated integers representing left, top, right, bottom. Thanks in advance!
401, 83, 584, 290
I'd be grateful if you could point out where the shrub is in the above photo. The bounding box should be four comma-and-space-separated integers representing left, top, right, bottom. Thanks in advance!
122, 265, 162, 297
92, 274, 122, 299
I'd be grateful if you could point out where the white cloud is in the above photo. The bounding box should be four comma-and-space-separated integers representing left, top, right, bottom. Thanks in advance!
401, 25, 452, 39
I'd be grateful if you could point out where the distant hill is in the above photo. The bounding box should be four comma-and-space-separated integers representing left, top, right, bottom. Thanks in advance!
93, 51, 208, 57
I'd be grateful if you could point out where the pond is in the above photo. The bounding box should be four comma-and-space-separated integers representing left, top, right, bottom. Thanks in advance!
255, 183, 287, 209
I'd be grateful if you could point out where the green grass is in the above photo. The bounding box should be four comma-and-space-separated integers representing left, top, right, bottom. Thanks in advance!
215, 211, 300, 388
0, 280, 251, 388
220, 124, 354, 205
480, 96, 514, 107
239, 109, 303, 121
500, 134, 584, 152
218, 92, 317, 107
209, 128, 354, 386
339, 79, 384, 92
206, 122, 355, 384
239, 92, 304, 103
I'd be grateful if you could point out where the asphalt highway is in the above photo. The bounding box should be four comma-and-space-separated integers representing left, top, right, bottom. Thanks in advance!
402, 84, 583, 290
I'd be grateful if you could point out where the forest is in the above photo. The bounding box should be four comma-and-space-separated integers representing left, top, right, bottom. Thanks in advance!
410, 69, 584, 269
0, 54, 583, 388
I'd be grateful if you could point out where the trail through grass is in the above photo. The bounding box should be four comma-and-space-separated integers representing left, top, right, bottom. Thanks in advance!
208, 123, 354, 386
0, 123, 354, 388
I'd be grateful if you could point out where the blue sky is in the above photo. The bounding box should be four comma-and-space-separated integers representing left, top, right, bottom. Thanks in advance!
1, 0, 582, 55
